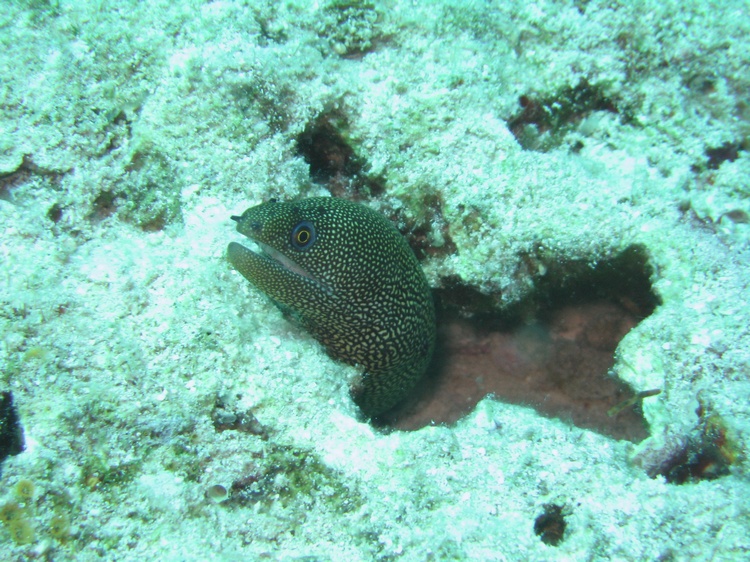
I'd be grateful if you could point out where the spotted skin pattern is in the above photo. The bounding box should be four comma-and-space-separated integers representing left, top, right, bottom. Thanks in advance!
228, 197, 435, 417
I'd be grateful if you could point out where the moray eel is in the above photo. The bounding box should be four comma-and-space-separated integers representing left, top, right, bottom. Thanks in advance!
227, 197, 435, 417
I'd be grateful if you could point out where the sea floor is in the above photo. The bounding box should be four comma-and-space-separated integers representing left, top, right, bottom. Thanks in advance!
1, 1, 749, 560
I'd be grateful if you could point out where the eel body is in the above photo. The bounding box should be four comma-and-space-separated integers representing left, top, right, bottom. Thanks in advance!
227, 197, 435, 417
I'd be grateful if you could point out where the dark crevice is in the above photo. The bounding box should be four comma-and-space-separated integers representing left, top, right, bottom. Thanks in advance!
689, 140, 746, 175
507, 79, 626, 152
704, 140, 745, 170
378, 245, 661, 443
295, 111, 385, 200
296, 113, 357, 182
0, 392, 24, 471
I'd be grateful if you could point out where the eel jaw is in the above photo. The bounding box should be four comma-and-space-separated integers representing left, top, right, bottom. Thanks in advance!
255, 240, 316, 283
227, 240, 332, 296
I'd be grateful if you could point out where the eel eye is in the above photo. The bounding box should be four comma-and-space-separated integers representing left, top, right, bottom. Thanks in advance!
291, 221, 316, 250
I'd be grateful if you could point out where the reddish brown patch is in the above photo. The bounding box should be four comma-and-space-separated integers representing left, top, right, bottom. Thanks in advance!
381, 300, 649, 442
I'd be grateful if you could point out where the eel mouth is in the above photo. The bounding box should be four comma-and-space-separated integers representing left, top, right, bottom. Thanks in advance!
256, 240, 317, 283
232, 237, 333, 296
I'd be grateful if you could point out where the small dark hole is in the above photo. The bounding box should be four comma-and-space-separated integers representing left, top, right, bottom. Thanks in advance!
89, 191, 119, 222
534, 503, 567, 546
47, 203, 63, 223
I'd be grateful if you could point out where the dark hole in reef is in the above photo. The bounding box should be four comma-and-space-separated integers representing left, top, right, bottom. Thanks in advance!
88, 190, 119, 222
295, 112, 385, 199
507, 79, 624, 151
0, 392, 24, 468
378, 245, 660, 443
705, 141, 742, 170
296, 115, 355, 183
534, 504, 567, 546
689, 140, 746, 174
47, 202, 63, 223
